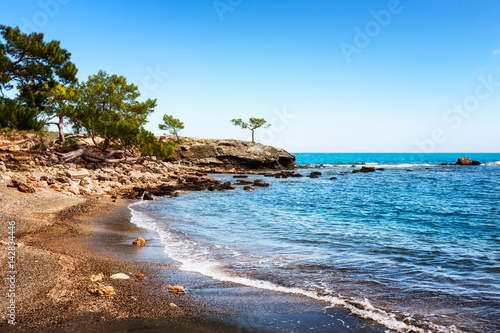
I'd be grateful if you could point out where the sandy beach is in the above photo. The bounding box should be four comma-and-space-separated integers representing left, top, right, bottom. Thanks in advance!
0, 182, 388, 333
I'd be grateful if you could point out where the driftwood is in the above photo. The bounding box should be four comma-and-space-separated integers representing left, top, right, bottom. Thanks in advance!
55, 149, 143, 164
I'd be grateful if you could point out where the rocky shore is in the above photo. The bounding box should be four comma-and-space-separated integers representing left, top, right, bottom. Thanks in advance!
0, 136, 298, 200
167, 138, 296, 169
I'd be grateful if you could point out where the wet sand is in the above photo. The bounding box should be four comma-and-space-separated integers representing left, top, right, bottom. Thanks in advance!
0, 186, 387, 332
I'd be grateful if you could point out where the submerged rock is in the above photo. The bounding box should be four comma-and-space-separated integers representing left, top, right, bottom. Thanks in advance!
309, 171, 322, 178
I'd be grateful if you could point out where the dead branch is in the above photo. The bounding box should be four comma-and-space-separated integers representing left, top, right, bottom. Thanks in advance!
55, 149, 143, 164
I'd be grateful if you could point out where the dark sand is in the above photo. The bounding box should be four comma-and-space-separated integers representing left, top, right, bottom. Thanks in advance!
0, 186, 387, 332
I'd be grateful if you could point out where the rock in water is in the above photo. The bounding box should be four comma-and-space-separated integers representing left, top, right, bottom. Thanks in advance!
167, 285, 186, 294
360, 166, 376, 173
455, 157, 481, 165
133, 237, 146, 247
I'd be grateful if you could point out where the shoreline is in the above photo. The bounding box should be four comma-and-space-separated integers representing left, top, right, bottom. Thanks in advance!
0, 187, 238, 332
0, 185, 387, 332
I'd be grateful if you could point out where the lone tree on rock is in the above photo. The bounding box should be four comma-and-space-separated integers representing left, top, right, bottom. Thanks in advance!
231, 117, 270, 143
159, 114, 184, 141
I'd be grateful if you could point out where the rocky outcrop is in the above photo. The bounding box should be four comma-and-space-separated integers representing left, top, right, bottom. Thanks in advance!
167, 139, 296, 170
455, 157, 481, 165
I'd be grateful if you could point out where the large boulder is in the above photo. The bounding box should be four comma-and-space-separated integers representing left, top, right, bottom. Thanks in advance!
168, 139, 296, 169
455, 157, 481, 165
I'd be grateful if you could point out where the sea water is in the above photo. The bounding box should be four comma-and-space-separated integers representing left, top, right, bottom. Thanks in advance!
130, 153, 500, 332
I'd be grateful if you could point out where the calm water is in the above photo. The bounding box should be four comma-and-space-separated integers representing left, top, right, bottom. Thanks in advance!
130, 153, 500, 332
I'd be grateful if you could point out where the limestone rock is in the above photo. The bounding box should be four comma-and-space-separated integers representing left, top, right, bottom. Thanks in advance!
8, 174, 36, 193
168, 139, 296, 169
66, 169, 90, 179
80, 177, 92, 187
68, 184, 80, 195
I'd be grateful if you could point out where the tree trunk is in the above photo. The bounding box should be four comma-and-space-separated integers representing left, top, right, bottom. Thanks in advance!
251, 129, 255, 143
57, 115, 65, 143
102, 138, 110, 151
55, 149, 142, 164
91, 132, 98, 146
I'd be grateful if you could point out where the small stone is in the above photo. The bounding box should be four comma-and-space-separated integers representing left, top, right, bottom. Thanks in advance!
133, 237, 146, 247
110, 273, 130, 280
135, 274, 145, 280
167, 285, 185, 294
87, 283, 116, 297
90, 273, 104, 282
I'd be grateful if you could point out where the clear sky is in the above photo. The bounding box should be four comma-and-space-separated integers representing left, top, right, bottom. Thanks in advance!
2, 0, 499, 152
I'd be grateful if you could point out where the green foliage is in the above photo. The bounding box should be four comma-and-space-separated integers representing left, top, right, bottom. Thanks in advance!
159, 114, 184, 141
0, 25, 77, 133
0, 97, 44, 131
63, 137, 79, 145
230, 117, 270, 143
73, 70, 157, 151
137, 130, 176, 159
16, 82, 78, 142
0, 25, 77, 95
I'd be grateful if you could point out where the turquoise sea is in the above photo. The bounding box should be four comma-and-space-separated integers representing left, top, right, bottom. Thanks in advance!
130, 153, 500, 332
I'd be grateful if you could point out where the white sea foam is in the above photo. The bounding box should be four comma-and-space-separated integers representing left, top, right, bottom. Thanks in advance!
485, 161, 500, 166
307, 163, 434, 169
129, 203, 463, 333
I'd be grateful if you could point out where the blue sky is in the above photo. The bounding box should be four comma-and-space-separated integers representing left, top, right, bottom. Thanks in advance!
2, 0, 500, 152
